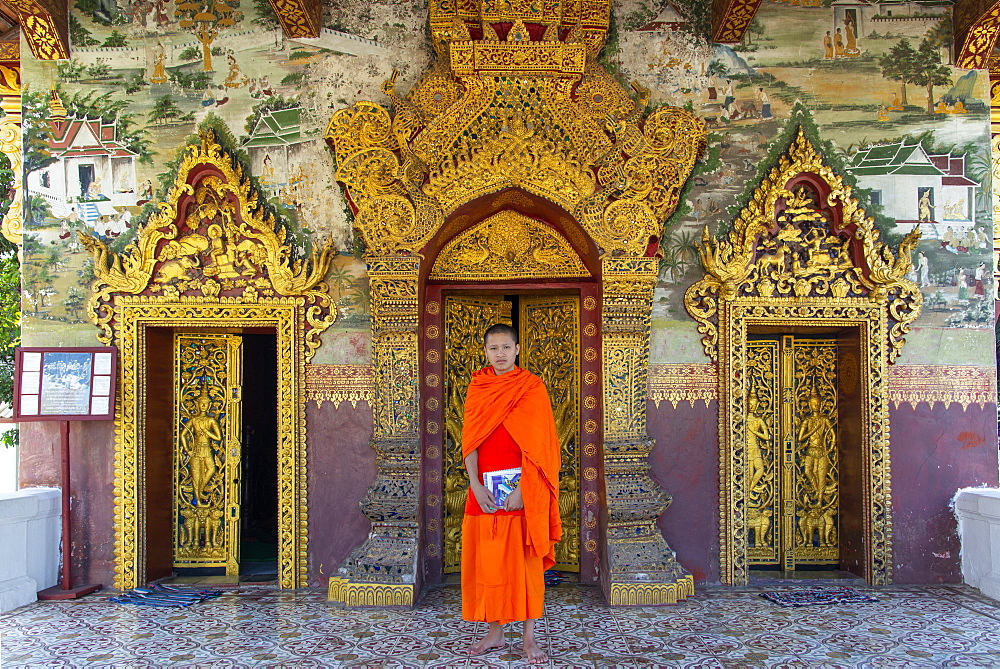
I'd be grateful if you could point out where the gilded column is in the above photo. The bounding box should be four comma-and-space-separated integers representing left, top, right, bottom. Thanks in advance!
0, 57, 21, 245
601, 256, 693, 605
328, 255, 422, 607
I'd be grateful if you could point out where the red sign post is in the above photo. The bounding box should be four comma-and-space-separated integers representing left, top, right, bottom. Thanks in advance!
13, 347, 117, 600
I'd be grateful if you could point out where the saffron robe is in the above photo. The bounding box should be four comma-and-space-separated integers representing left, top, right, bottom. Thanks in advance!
461, 366, 562, 624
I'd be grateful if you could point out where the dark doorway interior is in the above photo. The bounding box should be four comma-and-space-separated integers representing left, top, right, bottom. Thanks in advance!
239, 332, 279, 581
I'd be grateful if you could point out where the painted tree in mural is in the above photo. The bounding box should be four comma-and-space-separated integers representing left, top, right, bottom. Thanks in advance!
175, 0, 242, 72
879, 39, 918, 107
911, 38, 952, 114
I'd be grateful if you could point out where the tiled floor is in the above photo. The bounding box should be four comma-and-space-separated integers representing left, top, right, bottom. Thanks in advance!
3, 582, 1000, 667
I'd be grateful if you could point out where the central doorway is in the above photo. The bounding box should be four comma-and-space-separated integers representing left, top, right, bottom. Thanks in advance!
440, 293, 582, 574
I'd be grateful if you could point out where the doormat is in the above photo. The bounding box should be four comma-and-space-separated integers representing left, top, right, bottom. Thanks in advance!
761, 586, 878, 607
110, 584, 223, 608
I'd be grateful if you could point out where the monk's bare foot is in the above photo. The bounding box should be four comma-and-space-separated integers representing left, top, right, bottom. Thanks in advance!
523, 637, 548, 665
466, 625, 505, 656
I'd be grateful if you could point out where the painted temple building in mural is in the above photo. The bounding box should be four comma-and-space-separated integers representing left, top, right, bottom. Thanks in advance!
5, 0, 1000, 607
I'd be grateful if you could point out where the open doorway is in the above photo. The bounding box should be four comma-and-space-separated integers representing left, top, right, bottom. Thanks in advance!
238, 333, 278, 582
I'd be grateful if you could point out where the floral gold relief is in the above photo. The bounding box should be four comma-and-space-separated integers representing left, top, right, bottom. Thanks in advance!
685, 127, 921, 586
80, 130, 336, 591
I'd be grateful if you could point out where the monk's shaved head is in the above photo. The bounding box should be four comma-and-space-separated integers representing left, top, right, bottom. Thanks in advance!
483, 323, 518, 345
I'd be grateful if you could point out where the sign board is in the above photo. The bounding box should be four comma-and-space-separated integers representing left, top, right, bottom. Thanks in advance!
14, 347, 117, 421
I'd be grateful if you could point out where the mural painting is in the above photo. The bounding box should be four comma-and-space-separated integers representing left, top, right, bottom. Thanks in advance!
15, 0, 999, 592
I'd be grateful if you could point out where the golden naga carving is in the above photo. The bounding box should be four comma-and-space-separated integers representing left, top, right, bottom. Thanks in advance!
430, 210, 590, 280
325, 0, 705, 259
685, 127, 922, 362
80, 130, 337, 358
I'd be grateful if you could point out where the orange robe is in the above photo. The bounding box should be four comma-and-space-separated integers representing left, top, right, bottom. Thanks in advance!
461, 366, 562, 624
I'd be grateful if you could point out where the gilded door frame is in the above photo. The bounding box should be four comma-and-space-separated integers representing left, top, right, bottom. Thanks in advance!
685, 129, 923, 586
420, 282, 604, 585
80, 131, 336, 591
720, 304, 887, 585
112, 300, 308, 590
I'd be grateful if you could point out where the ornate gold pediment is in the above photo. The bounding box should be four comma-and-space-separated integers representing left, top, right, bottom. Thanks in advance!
429, 210, 590, 280
325, 1, 705, 259
80, 130, 336, 357
684, 128, 922, 362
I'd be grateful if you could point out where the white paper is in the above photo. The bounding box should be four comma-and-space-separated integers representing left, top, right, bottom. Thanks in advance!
90, 395, 110, 416
22, 352, 41, 372
20, 394, 38, 415
93, 352, 113, 375
92, 375, 112, 396
20, 371, 40, 394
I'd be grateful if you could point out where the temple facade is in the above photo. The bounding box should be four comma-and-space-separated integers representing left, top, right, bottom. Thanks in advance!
7, 0, 1000, 606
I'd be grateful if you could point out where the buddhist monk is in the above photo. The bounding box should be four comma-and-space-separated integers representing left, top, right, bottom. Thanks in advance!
462, 323, 562, 665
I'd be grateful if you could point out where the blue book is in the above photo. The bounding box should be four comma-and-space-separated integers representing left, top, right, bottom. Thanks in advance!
482, 467, 521, 509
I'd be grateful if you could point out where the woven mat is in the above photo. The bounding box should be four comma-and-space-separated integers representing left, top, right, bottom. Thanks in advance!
761, 586, 878, 608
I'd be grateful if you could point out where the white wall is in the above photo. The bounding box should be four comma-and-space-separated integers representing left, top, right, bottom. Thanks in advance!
954, 488, 1000, 601
0, 487, 60, 612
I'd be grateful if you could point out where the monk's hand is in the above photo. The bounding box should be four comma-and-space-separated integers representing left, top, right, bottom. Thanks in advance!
471, 482, 499, 513
504, 485, 524, 511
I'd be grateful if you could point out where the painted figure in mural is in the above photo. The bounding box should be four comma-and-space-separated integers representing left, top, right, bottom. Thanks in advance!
975, 262, 986, 297
823, 31, 833, 59
844, 15, 859, 57
708, 75, 717, 101
958, 268, 969, 300
181, 387, 223, 505
746, 393, 770, 493
461, 324, 561, 665
758, 88, 772, 119
151, 41, 169, 84
877, 105, 890, 122
833, 28, 844, 57
723, 80, 735, 111
919, 189, 933, 222
888, 94, 904, 111
223, 53, 249, 88
261, 154, 276, 185
797, 393, 834, 504
917, 252, 930, 287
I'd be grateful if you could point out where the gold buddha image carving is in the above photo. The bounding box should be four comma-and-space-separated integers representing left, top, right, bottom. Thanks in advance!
180, 385, 223, 507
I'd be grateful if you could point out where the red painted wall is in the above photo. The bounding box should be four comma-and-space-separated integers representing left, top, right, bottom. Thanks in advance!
19, 420, 117, 588
647, 400, 721, 584
889, 403, 999, 583
305, 400, 377, 586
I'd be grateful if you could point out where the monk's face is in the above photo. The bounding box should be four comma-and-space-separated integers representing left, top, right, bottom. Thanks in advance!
484, 332, 519, 375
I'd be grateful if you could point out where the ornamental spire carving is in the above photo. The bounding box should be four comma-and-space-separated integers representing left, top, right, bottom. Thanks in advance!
685, 127, 922, 362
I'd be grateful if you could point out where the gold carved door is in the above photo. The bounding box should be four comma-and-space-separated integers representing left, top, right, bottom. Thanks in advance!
173, 334, 243, 575
442, 295, 512, 573
746, 335, 839, 570
519, 296, 580, 572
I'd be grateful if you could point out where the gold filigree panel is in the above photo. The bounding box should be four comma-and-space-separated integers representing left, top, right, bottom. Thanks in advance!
520, 295, 581, 571
442, 295, 512, 573
0, 64, 22, 245
305, 364, 375, 408
647, 363, 718, 408
746, 340, 779, 565
430, 211, 590, 281
173, 334, 243, 574
889, 365, 998, 410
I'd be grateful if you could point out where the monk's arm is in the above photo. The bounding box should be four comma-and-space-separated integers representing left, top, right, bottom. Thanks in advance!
464, 450, 498, 513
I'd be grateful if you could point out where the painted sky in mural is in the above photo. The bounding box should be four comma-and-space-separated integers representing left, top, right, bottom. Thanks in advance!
19, 0, 993, 366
